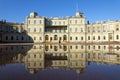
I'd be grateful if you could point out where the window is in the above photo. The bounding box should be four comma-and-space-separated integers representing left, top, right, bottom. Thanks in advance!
88, 45, 90, 49
76, 37, 78, 40
40, 37, 42, 40
54, 35, 58, 40
28, 28, 30, 32
34, 62, 36, 66
39, 28, 41, 32
11, 36, 14, 40
103, 26, 106, 32
116, 28, 119, 31
70, 46, 72, 49
75, 20, 77, 24
81, 45, 83, 49
75, 54, 78, 58
81, 28, 83, 32
40, 20, 41, 24
98, 46, 100, 49
75, 28, 77, 32
97, 27, 100, 32
63, 21, 65, 24
34, 28, 36, 32
109, 25, 114, 30
93, 36, 95, 40
34, 20, 36, 24
59, 21, 61, 25
103, 36, 106, 40
34, 54, 36, 58
50, 45, 52, 49
45, 46, 49, 51
6, 36, 8, 40
70, 37, 72, 40
104, 46, 106, 50
45, 35, 49, 40
98, 36, 100, 40
54, 46, 58, 51
63, 35, 67, 41
116, 35, 119, 40
70, 20, 72, 24
81, 37, 83, 40
76, 46, 78, 49
81, 20, 83, 24
63, 46, 67, 51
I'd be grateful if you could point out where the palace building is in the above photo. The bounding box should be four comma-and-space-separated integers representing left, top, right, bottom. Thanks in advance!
0, 11, 120, 43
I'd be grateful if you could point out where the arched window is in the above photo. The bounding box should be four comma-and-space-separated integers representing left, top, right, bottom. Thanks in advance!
45, 35, 49, 40
63, 35, 67, 41
54, 35, 58, 40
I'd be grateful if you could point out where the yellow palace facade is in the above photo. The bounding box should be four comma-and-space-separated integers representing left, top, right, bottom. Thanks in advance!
0, 12, 120, 43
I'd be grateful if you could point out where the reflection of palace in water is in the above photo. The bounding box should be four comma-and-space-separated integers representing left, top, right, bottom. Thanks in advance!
0, 44, 120, 74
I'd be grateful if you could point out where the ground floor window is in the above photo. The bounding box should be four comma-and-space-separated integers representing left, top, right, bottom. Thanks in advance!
63, 35, 67, 41
54, 35, 58, 40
